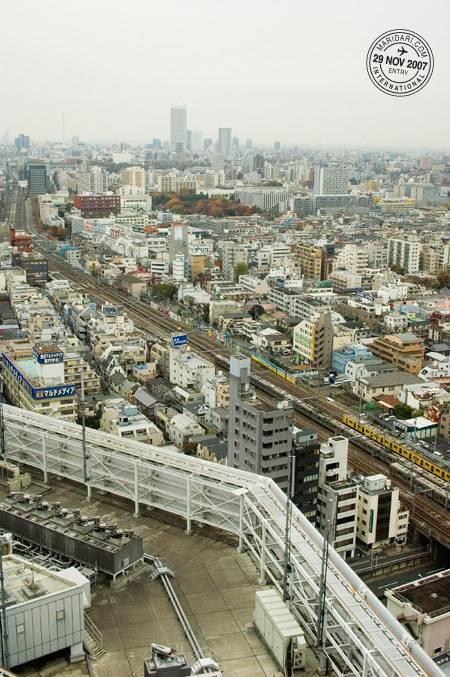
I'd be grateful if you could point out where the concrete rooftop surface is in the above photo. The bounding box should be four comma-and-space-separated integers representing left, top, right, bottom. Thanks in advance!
4, 480, 319, 677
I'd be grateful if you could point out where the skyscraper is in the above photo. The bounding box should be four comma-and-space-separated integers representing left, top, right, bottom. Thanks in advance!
218, 127, 232, 159
170, 105, 187, 151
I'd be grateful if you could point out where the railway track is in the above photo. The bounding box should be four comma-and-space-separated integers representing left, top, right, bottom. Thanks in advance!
33, 247, 450, 548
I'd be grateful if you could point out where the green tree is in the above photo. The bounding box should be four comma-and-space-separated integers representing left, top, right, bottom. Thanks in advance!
390, 264, 405, 275
202, 304, 210, 324
436, 271, 450, 288
249, 304, 265, 321
234, 262, 248, 282
183, 441, 198, 455
152, 283, 177, 300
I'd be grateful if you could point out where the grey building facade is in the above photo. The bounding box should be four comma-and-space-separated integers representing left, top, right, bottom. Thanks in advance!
28, 164, 47, 195
227, 355, 290, 491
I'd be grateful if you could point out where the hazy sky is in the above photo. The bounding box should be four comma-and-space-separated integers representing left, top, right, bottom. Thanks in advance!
2, 0, 449, 147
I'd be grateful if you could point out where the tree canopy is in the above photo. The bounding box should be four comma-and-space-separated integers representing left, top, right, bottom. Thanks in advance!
234, 262, 248, 282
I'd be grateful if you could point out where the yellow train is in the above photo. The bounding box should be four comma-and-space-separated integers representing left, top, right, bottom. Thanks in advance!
342, 414, 450, 483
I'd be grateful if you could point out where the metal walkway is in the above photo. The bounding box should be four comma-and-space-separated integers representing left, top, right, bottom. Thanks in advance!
2, 404, 442, 677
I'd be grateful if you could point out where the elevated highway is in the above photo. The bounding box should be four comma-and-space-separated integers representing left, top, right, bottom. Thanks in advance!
2, 404, 442, 677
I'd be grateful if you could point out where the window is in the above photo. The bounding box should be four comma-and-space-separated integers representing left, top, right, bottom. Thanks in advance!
56, 610, 65, 620
17, 624, 25, 634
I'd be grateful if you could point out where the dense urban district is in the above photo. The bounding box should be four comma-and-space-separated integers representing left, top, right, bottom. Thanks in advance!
0, 116, 450, 677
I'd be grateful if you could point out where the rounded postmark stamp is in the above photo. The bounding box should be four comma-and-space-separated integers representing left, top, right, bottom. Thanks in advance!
366, 29, 433, 96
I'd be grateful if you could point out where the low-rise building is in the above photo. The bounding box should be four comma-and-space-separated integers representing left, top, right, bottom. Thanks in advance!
167, 412, 205, 449
370, 333, 425, 375
358, 371, 423, 403
12, 252, 48, 287
356, 474, 409, 550
2, 342, 77, 420
169, 346, 215, 389
100, 400, 164, 445
332, 343, 373, 374
385, 569, 450, 658
116, 274, 147, 298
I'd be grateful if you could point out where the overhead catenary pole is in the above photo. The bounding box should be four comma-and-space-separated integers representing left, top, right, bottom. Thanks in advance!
282, 451, 295, 603
0, 544, 10, 669
81, 374, 90, 498
0, 375, 5, 459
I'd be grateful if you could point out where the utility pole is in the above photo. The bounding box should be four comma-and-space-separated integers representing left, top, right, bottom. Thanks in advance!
282, 451, 295, 603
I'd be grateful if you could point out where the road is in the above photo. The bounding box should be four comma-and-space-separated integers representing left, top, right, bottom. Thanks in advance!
367, 560, 449, 599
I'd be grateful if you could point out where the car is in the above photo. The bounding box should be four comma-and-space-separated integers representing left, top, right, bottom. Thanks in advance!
326, 397, 335, 402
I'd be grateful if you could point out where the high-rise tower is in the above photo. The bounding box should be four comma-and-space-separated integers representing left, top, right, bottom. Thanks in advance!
170, 105, 187, 151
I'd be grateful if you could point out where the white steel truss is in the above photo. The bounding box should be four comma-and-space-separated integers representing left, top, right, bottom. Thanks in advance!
2, 405, 442, 677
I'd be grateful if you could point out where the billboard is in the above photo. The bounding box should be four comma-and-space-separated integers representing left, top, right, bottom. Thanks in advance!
2, 355, 75, 400
95, 224, 106, 233
110, 229, 120, 237
32, 348, 64, 365
85, 222, 95, 230
102, 305, 123, 316
172, 334, 187, 348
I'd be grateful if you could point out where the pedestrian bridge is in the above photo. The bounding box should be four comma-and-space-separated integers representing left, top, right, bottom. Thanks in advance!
2, 405, 442, 677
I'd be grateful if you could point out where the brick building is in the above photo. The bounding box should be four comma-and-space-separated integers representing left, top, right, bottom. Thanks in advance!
74, 194, 120, 218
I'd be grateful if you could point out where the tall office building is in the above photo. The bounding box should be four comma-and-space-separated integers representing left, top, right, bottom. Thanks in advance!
246, 139, 253, 150
218, 127, 232, 159
170, 105, 187, 151
274, 141, 281, 152
227, 355, 290, 492
27, 165, 47, 195
15, 134, 30, 151
314, 165, 349, 196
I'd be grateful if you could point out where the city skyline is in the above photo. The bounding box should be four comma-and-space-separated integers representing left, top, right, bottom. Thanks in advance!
1, 0, 449, 147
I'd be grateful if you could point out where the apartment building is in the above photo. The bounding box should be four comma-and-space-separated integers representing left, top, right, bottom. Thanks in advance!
370, 332, 425, 375
293, 312, 333, 370
227, 356, 290, 492
295, 244, 325, 281
388, 238, 421, 273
